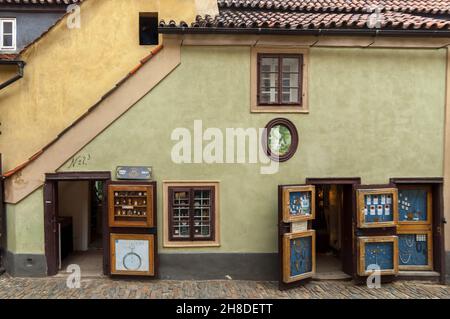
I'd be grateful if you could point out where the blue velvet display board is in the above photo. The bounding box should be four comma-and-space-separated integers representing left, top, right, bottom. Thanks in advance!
363, 194, 394, 223
290, 236, 313, 277
364, 242, 394, 271
289, 191, 311, 216
398, 234, 428, 266
398, 189, 427, 222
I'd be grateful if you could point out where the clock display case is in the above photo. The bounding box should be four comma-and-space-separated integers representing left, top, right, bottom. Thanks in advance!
110, 233, 155, 276
108, 184, 154, 228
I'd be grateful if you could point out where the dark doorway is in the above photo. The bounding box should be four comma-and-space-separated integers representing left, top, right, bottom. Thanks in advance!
306, 178, 360, 279
139, 13, 159, 45
44, 172, 111, 276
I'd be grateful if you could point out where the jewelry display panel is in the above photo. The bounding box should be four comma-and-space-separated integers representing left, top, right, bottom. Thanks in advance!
357, 236, 398, 276
282, 230, 316, 283
357, 188, 398, 228
282, 186, 316, 223
398, 187, 431, 224
108, 184, 154, 228
398, 230, 433, 270
110, 233, 155, 276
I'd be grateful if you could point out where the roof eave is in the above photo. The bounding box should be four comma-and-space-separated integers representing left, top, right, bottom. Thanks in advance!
158, 27, 450, 38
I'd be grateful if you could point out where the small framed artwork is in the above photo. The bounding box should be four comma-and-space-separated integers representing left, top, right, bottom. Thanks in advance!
283, 230, 316, 283
357, 236, 398, 276
398, 229, 433, 271
397, 186, 432, 225
356, 188, 398, 228
110, 233, 155, 276
282, 185, 316, 223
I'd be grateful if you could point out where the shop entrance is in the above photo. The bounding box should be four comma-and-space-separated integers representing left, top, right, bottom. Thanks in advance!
44, 172, 111, 276
306, 178, 361, 280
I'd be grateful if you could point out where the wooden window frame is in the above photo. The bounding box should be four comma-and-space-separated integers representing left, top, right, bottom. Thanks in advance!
251, 47, 309, 113
0, 18, 16, 51
163, 181, 220, 248
168, 186, 215, 242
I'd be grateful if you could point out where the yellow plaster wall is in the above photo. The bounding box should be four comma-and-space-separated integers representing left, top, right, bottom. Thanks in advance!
0, 0, 199, 172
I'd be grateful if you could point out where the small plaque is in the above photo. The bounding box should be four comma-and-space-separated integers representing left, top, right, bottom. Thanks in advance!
291, 221, 308, 233
116, 166, 152, 180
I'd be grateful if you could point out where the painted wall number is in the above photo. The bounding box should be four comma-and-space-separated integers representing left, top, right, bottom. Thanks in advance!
67, 154, 91, 169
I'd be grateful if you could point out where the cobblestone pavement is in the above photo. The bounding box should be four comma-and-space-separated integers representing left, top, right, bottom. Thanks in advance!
0, 274, 448, 299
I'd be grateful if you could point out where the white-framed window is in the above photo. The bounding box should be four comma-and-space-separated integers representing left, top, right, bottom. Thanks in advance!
0, 18, 16, 51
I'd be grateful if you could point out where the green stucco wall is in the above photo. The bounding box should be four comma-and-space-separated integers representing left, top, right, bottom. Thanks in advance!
7, 46, 447, 255
6, 188, 45, 254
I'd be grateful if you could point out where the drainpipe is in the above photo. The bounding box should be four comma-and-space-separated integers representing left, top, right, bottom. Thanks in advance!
0, 60, 26, 91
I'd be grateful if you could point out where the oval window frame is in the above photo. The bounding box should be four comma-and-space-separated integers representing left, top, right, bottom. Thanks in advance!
263, 118, 299, 162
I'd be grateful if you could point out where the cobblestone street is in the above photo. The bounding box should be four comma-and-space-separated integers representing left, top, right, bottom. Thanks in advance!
0, 274, 448, 299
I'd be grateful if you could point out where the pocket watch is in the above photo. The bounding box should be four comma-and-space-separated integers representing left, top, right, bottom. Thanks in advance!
123, 252, 142, 271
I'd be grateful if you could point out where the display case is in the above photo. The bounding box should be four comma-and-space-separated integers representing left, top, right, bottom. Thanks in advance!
357, 236, 398, 276
398, 185, 432, 225
398, 228, 433, 271
282, 185, 315, 223
356, 188, 398, 228
282, 230, 316, 283
110, 233, 155, 276
108, 184, 154, 228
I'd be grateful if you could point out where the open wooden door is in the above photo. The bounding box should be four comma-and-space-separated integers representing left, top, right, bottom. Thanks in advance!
278, 184, 316, 290
44, 181, 59, 276
353, 184, 399, 282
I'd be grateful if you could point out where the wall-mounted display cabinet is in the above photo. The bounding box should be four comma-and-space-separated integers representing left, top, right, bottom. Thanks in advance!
356, 188, 398, 228
357, 236, 398, 276
282, 230, 316, 283
110, 233, 155, 276
281, 185, 316, 223
108, 184, 155, 228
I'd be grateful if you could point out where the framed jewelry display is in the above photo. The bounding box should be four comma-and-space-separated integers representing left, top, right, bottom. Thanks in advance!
108, 184, 155, 228
282, 230, 316, 283
357, 236, 398, 276
110, 233, 155, 276
356, 188, 398, 228
397, 186, 432, 225
282, 185, 315, 223
398, 229, 433, 271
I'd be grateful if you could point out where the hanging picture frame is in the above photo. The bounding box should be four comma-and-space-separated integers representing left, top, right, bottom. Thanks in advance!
282, 185, 316, 223
357, 236, 398, 276
282, 230, 316, 283
398, 228, 433, 271
110, 233, 155, 276
356, 188, 398, 228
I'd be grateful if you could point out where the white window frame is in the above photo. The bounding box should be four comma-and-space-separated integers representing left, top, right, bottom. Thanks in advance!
0, 18, 17, 51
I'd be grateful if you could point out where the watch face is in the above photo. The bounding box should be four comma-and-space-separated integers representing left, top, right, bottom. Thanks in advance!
123, 252, 142, 270
115, 239, 150, 272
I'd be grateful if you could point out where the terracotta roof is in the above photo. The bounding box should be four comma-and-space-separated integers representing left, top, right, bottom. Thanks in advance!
0, 0, 81, 5
218, 0, 450, 14
160, 0, 450, 33
2, 44, 164, 178
0, 54, 19, 60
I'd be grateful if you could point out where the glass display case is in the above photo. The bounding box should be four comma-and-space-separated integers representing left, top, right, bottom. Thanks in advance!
108, 184, 154, 228
356, 188, 398, 228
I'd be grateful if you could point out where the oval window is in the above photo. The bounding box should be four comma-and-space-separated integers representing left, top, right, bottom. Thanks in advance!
264, 118, 299, 162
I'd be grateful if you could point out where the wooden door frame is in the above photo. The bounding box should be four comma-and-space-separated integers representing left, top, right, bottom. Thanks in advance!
44, 171, 111, 276
305, 178, 361, 276
390, 177, 446, 284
